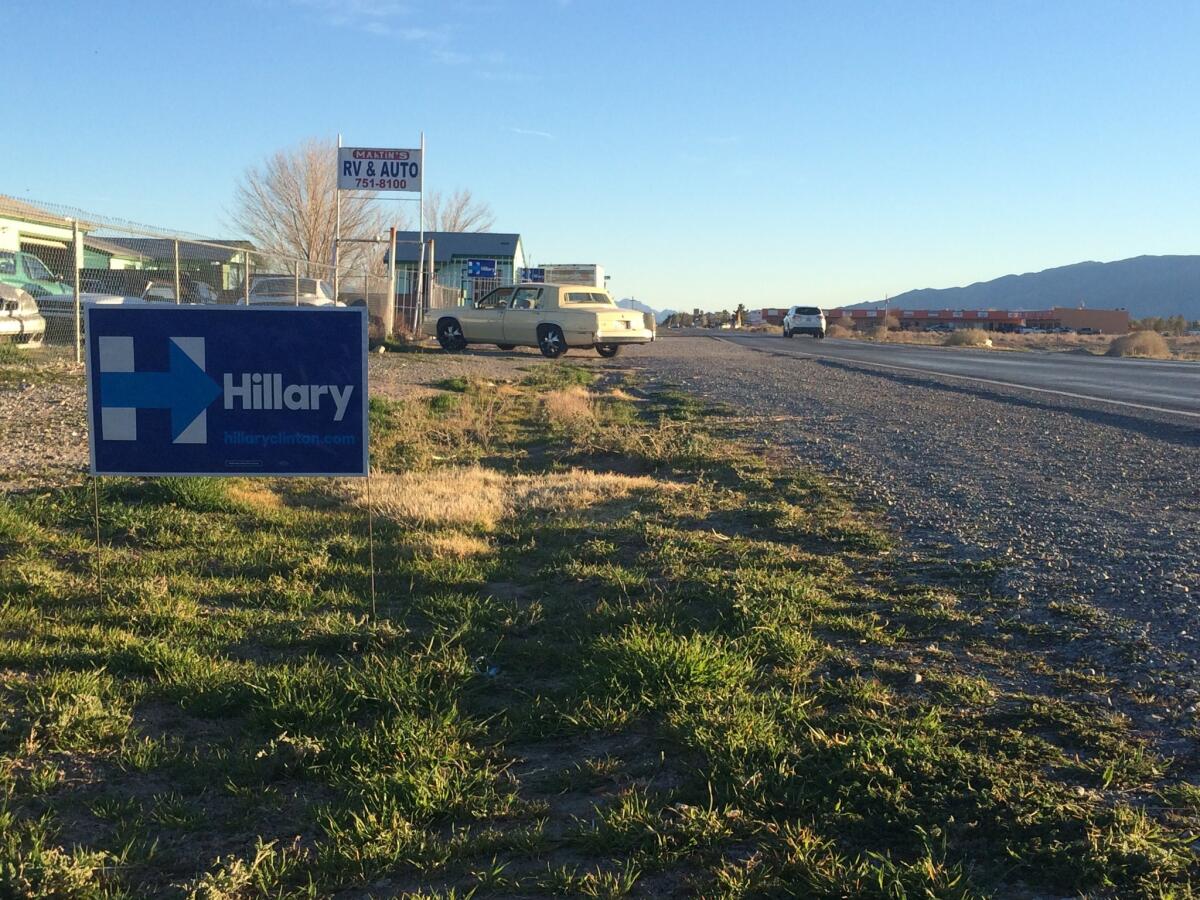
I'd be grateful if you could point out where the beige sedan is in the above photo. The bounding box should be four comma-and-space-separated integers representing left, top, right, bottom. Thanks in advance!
425, 283, 654, 358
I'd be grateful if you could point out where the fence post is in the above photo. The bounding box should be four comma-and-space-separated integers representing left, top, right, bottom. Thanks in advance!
173, 239, 181, 305
294, 258, 300, 306
415, 240, 426, 337
243, 251, 251, 305
72, 219, 81, 363
384, 227, 396, 336
423, 238, 436, 333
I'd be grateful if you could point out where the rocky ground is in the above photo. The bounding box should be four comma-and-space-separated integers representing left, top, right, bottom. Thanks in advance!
631, 335, 1200, 757
0, 353, 89, 490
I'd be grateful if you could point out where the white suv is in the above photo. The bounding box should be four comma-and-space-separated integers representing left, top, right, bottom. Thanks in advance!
783, 305, 826, 339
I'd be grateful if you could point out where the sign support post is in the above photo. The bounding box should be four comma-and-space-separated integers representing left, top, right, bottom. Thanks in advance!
334, 132, 343, 302
91, 476, 103, 601
173, 240, 182, 305
386, 227, 397, 336
72, 219, 81, 363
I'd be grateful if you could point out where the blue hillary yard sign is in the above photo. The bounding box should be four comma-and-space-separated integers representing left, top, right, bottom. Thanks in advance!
466, 258, 497, 278
85, 305, 368, 477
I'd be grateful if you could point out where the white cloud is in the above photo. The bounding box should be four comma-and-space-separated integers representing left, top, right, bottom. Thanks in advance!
509, 127, 555, 139
283, 0, 448, 42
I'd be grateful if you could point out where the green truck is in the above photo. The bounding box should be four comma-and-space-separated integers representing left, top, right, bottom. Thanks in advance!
0, 249, 72, 299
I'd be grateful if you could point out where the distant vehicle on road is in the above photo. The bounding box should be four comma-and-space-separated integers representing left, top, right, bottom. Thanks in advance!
0, 284, 46, 348
783, 306, 826, 339
425, 283, 654, 358
0, 250, 71, 300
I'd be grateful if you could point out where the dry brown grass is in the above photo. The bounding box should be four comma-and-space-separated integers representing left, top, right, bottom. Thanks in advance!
226, 483, 284, 510
361, 466, 668, 531
543, 387, 595, 429
944, 328, 992, 347
1106, 331, 1171, 359
1168, 335, 1200, 360
409, 531, 494, 559
826, 323, 853, 339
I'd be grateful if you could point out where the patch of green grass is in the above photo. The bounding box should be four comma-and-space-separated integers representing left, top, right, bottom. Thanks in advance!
521, 362, 595, 389
436, 376, 472, 392
0, 369, 1195, 897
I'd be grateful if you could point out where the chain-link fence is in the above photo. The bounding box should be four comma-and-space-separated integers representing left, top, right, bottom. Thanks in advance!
0, 194, 451, 356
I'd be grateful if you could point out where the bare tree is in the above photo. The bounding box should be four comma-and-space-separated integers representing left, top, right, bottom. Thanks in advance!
423, 188, 496, 232
230, 137, 396, 276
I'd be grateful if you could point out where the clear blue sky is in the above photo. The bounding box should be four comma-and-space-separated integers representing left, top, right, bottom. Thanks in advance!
5, 0, 1199, 310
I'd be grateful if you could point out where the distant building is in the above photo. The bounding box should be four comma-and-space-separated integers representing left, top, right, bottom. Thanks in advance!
824, 306, 1130, 334
100, 237, 256, 293
384, 231, 524, 303
757, 308, 789, 325
537, 264, 606, 289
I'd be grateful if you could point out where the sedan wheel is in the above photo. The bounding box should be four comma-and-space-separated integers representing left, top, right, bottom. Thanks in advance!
538, 325, 567, 359
437, 319, 467, 352
595, 343, 620, 358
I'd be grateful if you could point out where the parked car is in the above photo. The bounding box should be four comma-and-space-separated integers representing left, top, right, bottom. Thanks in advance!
246, 277, 339, 307
424, 283, 654, 358
783, 305, 826, 339
0, 284, 46, 348
80, 269, 219, 305
0, 250, 72, 300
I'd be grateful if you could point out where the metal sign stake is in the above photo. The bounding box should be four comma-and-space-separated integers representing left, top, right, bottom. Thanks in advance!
91, 476, 103, 602
366, 468, 377, 617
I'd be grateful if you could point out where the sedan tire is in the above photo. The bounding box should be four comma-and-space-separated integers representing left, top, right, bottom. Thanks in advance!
436, 318, 467, 352
538, 325, 567, 359
595, 343, 620, 358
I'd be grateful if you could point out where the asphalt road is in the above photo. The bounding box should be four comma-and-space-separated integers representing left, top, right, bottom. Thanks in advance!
716, 333, 1200, 418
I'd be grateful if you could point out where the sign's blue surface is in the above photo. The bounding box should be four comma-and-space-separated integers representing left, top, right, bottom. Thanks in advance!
466, 258, 497, 278
85, 306, 368, 477
521, 267, 545, 283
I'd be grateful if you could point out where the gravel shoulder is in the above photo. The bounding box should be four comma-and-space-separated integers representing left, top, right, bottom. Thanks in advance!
631, 335, 1200, 756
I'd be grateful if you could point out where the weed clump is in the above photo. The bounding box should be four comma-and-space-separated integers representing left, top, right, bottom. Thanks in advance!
1106, 331, 1170, 359
944, 328, 992, 347
826, 323, 853, 338
522, 363, 595, 390
543, 387, 595, 430
141, 477, 235, 512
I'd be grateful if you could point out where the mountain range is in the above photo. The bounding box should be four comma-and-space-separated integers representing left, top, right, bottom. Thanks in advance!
854, 255, 1200, 319
618, 298, 676, 324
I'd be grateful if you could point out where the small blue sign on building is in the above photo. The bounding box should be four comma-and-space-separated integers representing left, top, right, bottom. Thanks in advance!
85, 306, 368, 477
521, 267, 545, 283
466, 258, 497, 278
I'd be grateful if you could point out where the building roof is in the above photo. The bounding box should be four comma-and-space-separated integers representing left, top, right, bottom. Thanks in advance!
384, 231, 521, 264
85, 236, 150, 260
0, 195, 95, 230
99, 237, 255, 263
